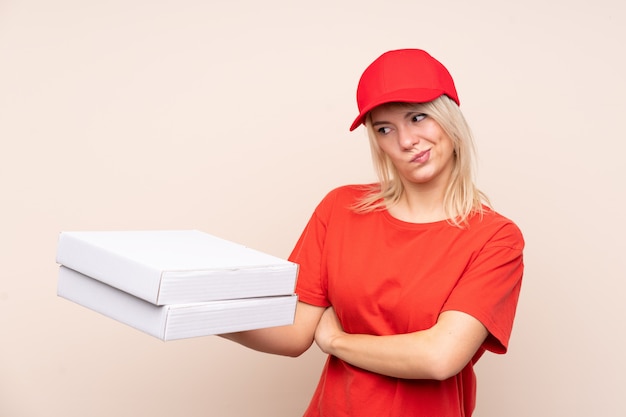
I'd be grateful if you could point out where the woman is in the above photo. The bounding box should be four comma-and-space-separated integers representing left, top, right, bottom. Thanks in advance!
223, 49, 524, 417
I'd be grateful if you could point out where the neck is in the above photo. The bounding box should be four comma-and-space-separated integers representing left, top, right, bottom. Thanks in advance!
387, 181, 447, 224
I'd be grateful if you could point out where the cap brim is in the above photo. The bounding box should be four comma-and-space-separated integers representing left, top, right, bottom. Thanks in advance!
349, 88, 446, 131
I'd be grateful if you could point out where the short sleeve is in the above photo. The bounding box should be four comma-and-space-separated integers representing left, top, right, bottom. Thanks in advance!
442, 221, 524, 354
288, 192, 340, 307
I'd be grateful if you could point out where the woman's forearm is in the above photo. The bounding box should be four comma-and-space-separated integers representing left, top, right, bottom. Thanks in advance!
315, 309, 488, 380
220, 325, 310, 357
221, 301, 326, 357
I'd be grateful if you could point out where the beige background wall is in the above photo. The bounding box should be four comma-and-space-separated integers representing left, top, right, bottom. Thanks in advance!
1, 1, 624, 416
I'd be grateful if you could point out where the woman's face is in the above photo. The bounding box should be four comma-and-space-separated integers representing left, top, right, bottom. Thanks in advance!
369, 103, 456, 190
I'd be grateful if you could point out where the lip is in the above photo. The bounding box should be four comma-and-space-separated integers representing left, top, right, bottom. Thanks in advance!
410, 149, 431, 163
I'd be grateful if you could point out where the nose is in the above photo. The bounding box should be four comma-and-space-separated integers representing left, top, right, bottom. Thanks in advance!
398, 127, 419, 150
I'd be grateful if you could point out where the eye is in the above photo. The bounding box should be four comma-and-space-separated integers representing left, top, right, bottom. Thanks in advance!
377, 126, 391, 135
411, 113, 427, 123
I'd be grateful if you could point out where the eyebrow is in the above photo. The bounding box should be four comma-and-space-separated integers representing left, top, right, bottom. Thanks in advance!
371, 111, 422, 126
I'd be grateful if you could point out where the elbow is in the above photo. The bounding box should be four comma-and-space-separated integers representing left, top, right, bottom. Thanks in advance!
277, 338, 315, 358
428, 363, 462, 381
424, 353, 470, 381
284, 348, 307, 358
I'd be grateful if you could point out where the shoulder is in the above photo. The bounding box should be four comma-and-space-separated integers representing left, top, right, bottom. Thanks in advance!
312, 184, 377, 222
317, 184, 376, 209
468, 208, 525, 251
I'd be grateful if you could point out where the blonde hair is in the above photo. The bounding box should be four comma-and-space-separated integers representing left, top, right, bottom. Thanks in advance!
352, 96, 491, 227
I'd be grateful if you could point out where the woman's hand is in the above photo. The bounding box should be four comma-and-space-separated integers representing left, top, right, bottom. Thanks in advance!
314, 306, 345, 355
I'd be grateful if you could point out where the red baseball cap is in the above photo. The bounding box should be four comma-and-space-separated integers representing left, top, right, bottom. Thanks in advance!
349, 49, 460, 131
